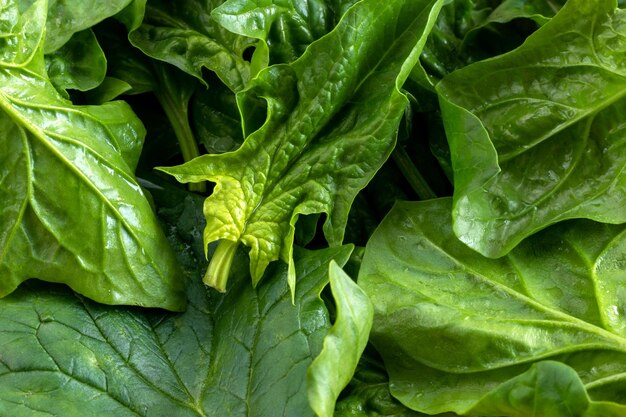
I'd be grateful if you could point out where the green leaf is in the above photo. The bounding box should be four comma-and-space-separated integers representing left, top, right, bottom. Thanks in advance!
192, 80, 245, 154
45, 29, 106, 94
0, 184, 354, 416
358, 197, 626, 415
468, 361, 626, 417
160, 0, 445, 296
307, 261, 373, 417
0, 0, 184, 310
437, 0, 626, 257
212, 0, 358, 64
44, 0, 133, 52
128, 0, 258, 91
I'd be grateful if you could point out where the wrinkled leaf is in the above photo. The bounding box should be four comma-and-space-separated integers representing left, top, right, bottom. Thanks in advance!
437, 0, 626, 257
0, 0, 184, 310
161, 0, 445, 296
45, 29, 106, 94
212, 0, 359, 63
359, 198, 626, 415
128, 0, 258, 92
0, 184, 353, 416
307, 261, 373, 417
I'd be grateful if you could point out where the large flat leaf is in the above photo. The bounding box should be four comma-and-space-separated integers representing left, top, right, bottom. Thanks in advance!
358, 198, 626, 415
437, 0, 626, 257
161, 0, 445, 296
0, 0, 184, 310
0, 185, 354, 416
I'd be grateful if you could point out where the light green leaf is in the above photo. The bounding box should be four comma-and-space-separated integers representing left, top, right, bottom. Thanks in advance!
45, 29, 106, 93
44, 0, 133, 52
437, 0, 626, 257
358, 197, 626, 415
468, 361, 626, 417
128, 0, 258, 92
160, 0, 445, 296
0, 184, 354, 416
0, 0, 184, 310
307, 261, 373, 417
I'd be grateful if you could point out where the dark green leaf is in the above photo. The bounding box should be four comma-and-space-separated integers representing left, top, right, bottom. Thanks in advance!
212, 0, 358, 63
437, 0, 626, 257
0, 186, 353, 416
128, 0, 258, 91
0, 0, 184, 310
45, 29, 106, 94
359, 198, 626, 415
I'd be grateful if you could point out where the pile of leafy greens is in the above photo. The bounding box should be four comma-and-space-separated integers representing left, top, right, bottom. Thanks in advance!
1, 0, 625, 415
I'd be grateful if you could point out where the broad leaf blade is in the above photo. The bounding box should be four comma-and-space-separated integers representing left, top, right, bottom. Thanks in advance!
161, 0, 445, 295
437, 0, 626, 257
0, 186, 354, 416
358, 198, 626, 415
0, 0, 184, 310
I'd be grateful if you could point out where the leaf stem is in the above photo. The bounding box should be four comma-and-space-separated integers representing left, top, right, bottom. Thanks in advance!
154, 72, 206, 193
392, 146, 437, 200
204, 240, 239, 292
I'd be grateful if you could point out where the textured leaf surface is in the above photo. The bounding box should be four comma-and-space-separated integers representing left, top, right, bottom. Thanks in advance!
358, 198, 626, 415
162, 0, 445, 294
0, 0, 184, 310
128, 0, 258, 92
212, 0, 359, 63
307, 261, 373, 417
0, 187, 353, 416
437, 0, 626, 257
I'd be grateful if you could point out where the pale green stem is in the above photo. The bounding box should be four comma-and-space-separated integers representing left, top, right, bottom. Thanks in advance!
155, 89, 206, 193
204, 240, 239, 292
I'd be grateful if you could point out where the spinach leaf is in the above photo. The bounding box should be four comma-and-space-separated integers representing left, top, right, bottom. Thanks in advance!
307, 261, 373, 417
437, 0, 626, 257
358, 198, 626, 415
212, 0, 359, 64
160, 0, 445, 297
128, 0, 259, 92
0, 184, 353, 416
0, 0, 185, 310
44, 0, 133, 53
45, 29, 107, 94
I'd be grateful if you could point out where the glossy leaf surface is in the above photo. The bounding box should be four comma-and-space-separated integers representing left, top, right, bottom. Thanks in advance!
437, 0, 626, 257
359, 198, 626, 415
0, 186, 353, 416
0, 0, 184, 310
162, 0, 445, 295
